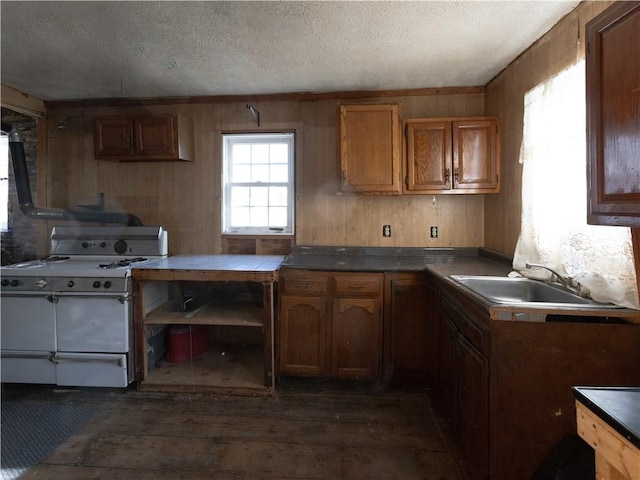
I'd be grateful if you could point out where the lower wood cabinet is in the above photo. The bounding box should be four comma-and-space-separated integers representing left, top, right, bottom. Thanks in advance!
384, 272, 437, 386
278, 269, 382, 379
431, 276, 640, 480
279, 295, 327, 376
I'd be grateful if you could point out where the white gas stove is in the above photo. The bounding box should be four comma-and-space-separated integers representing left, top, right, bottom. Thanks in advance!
0, 226, 169, 387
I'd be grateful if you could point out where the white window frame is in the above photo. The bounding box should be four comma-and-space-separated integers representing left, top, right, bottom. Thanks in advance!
222, 132, 295, 235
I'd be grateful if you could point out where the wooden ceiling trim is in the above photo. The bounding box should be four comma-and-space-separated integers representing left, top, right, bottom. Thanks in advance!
43, 86, 485, 109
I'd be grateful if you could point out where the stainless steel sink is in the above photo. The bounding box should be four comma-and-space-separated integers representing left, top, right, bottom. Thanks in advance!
449, 275, 621, 309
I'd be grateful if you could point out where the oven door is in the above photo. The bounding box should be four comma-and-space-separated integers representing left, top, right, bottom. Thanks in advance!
54, 352, 129, 387
56, 293, 131, 353
0, 293, 57, 384
0, 293, 56, 351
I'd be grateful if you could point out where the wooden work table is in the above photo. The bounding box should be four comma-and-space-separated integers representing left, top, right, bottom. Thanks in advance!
132, 254, 284, 394
573, 387, 640, 480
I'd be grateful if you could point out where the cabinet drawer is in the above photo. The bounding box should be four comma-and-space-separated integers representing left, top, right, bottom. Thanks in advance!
441, 292, 489, 354
334, 273, 383, 297
281, 271, 329, 296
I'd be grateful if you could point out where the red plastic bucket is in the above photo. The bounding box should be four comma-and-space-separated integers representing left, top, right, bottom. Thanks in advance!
166, 325, 208, 363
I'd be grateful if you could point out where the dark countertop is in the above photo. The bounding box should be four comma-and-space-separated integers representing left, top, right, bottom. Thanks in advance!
572, 386, 640, 448
281, 246, 513, 274
281, 246, 640, 321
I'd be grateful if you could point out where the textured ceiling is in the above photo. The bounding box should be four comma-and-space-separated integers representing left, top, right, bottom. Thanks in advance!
0, 1, 580, 102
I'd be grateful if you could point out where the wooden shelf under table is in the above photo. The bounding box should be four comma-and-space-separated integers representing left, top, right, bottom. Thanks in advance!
144, 301, 264, 327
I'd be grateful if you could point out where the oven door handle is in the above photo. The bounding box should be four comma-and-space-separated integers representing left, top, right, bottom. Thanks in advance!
51, 353, 124, 367
0, 352, 55, 360
56, 294, 131, 304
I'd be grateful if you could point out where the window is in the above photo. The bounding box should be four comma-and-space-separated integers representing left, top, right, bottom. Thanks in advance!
222, 132, 294, 235
514, 60, 638, 309
0, 135, 8, 231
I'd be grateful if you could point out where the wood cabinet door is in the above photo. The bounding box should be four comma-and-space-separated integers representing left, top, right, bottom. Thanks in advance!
586, 2, 640, 226
134, 115, 178, 157
405, 121, 452, 193
452, 119, 500, 193
94, 116, 134, 157
387, 275, 431, 385
339, 104, 401, 194
456, 335, 489, 480
331, 297, 381, 378
278, 295, 327, 376
436, 313, 458, 425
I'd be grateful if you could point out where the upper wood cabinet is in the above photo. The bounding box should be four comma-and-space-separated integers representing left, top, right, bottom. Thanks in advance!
339, 104, 401, 194
404, 117, 500, 194
94, 114, 194, 162
586, 2, 640, 226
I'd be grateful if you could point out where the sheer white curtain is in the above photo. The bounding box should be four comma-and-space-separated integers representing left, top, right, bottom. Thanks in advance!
513, 60, 639, 309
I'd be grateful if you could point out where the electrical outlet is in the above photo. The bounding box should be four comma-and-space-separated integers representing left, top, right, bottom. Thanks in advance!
430, 226, 438, 238
383, 225, 391, 237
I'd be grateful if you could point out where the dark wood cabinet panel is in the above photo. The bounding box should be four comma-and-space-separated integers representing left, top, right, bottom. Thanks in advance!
94, 114, 193, 162
586, 2, 640, 226
278, 295, 327, 376
456, 335, 489, 480
453, 119, 500, 192
384, 273, 434, 386
404, 117, 500, 194
94, 116, 134, 157
278, 269, 382, 379
134, 116, 179, 157
339, 104, 401, 194
431, 275, 640, 480
331, 298, 381, 378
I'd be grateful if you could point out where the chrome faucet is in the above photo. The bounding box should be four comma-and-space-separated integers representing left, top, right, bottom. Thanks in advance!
525, 263, 571, 288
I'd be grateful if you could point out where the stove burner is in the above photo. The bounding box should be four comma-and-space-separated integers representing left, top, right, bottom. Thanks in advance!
98, 257, 148, 270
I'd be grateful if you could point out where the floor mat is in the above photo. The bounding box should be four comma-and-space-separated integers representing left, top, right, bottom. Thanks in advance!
1, 399, 99, 480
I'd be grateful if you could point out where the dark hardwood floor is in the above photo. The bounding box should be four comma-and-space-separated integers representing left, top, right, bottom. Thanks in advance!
2, 381, 466, 479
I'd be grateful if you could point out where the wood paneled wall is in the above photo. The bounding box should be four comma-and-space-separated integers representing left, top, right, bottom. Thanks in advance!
43, 93, 485, 255
483, 0, 615, 257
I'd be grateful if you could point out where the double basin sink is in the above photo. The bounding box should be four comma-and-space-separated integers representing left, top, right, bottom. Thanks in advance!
449, 275, 621, 310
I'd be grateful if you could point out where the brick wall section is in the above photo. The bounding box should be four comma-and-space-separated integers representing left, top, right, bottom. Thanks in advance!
1, 108, 38, 265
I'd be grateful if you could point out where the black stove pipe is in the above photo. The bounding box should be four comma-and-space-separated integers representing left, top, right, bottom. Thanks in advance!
1, 121, 142, 226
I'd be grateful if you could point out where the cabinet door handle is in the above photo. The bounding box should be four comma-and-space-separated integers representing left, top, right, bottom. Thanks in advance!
347, 285, 364, 290
454, 168, 459, 184
445, 168, 450, 184
124, 135, 130, 149
295, 282, 311, 288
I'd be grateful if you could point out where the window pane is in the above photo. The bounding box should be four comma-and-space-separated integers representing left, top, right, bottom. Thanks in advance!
270, 164, 288, 182
250, 207, 268, 226
251, 144, 269, 164
252, 165, 269, 183
250, 187, 268, 207
270, 143, 288, 163
232, 165, 251, 182
231, 187, 250, 206
230, 207, 250, 227
269, 187, 288, 206
269, 207, 287, 227
232, 144, 251, 164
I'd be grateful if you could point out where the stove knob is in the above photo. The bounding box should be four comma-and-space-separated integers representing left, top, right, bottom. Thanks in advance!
35, 278, 48, 289
93, 281, 101, 289
100, 242, 107, 248
67, 280, 75, 288
1, 279, 9, 287
82, 242, 89, 248
10, 279, 20, 287
114, 240, 128, 255
103, 281, 112, 289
